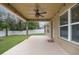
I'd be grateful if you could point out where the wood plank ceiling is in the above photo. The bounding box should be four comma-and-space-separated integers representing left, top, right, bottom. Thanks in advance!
1, 3, 63, 21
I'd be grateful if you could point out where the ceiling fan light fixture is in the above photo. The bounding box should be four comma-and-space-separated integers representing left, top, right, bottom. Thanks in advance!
33, 3, 47, 18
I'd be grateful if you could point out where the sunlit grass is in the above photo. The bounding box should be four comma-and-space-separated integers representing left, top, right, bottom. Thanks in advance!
0, 35, 27, 54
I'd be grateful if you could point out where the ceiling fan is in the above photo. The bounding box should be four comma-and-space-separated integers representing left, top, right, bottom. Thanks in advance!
33, 4, 47, 17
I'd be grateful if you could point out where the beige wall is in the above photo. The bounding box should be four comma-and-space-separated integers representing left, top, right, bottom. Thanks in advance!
45, 3, 79, 55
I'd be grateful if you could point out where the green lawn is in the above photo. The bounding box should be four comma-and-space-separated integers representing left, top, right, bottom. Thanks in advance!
0, 33, 44, 54
0, 35, 27, 54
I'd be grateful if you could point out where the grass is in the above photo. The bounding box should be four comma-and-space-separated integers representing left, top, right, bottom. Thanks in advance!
0, 35, 27, 54
0, 33, 44, 54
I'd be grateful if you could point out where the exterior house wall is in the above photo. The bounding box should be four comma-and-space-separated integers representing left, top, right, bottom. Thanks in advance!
53, 3, 79, 55
45, 3, 79, 54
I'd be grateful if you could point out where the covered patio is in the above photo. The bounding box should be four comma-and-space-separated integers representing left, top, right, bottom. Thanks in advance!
3, 35, 68, 55
0, 3, 79, 55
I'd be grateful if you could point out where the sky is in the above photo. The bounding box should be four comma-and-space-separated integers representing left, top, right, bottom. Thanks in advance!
39, 21, 48, 28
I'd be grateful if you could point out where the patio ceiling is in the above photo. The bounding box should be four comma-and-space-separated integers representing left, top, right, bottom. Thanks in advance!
1, 3, 64, 21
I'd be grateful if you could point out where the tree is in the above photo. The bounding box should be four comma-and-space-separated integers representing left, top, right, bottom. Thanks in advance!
3, 21, 10, 36
28, 21, 39, 30
0, 20, 3, 30
0, 19, 10, 36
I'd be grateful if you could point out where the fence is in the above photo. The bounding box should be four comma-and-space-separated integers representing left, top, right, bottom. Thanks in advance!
0, 29, 44, 37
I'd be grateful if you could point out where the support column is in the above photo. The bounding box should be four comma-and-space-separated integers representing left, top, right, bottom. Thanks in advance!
26, 21, 29, 38
44, 26, 46, 34
48, 20, 54, 42
51, 20, 53, 39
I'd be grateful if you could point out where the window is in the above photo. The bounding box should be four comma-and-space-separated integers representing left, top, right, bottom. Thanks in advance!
72, 24, 79, 42
71, 4, 79, 23
60, 26, 68, 39
60, 11, 68, 39
60, 12, 68, 25
71, 4, 79, 43
59, 4, 79, 44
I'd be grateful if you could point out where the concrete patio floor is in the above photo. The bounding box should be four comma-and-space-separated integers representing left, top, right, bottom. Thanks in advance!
2, 35, 68, 55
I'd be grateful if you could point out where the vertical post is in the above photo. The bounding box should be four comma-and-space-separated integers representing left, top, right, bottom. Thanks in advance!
26, 21, 29, 38
51, 20, 53, 39
44, 26, 46, 34
48, 20, 54, 42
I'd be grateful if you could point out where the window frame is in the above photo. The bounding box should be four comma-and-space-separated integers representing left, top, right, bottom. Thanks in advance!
59, 3, 79, 45
59, 10, 69, 40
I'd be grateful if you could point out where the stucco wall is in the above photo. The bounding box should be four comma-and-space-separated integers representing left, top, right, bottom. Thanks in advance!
53, 3, 79, 55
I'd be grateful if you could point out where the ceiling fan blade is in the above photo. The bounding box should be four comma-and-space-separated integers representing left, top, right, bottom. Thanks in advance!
39, 14, 44, 17
39, 11, 47, 14
35, 13, 42, 17
35, 13, 39, 17
33, 3, 46, 18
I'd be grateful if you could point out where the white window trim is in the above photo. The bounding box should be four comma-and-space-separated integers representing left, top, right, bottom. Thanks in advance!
59, 8, 69, 17
61, 37, 79, 46
60, 37, 68, 41
68, 9, 72, 41
70, 41, 79, 46
59, 24, 68, 27
71, 22, 79, 25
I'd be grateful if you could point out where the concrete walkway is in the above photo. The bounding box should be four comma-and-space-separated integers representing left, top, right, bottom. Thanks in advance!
3, 35, 68, 55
